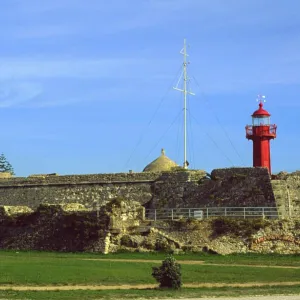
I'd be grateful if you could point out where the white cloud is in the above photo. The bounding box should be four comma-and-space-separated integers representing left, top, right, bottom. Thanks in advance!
1, 0, 300, 101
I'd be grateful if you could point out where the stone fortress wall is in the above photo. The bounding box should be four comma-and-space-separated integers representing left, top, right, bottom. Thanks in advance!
1, 167, 300, 254
0, 172, 158, 209
271, 171, 300, 218
1, 167, 298, 217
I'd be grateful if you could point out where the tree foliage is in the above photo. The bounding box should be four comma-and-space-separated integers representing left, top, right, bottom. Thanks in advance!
152, 255, 182, 289
0, 153, 15, 175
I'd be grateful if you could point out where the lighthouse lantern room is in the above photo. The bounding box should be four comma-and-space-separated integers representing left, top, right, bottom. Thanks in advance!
245, 97, 277, 174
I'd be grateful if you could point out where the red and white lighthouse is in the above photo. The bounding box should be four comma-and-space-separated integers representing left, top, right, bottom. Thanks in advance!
245, 98, 277, 174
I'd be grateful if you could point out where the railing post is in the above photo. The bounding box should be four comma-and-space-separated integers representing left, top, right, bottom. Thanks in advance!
262, 207, 265, 219
206, 208, 209, 218
243, 207, 246, 219
154, 209, 156, 221
189, 209, 191, 218
225, 207, 227, 217
171, 209, 174, 220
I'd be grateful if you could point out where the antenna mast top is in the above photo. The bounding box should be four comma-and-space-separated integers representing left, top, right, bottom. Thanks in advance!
173, 39, 195, 169
257, 94, 266, 105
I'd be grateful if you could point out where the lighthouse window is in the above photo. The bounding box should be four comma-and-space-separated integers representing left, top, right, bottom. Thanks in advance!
252, 116, 270, 126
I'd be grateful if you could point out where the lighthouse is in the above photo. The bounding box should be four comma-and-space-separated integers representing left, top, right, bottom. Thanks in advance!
245, 97, 277, 174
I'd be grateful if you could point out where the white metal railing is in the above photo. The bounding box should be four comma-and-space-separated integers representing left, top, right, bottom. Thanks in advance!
145, 207, 279, 221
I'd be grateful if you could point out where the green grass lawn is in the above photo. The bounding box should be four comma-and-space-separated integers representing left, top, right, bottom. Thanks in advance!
2, 249, 300, 265
1, 249, 300, 268
0, 250, 300, 299
0, 250, 300, 286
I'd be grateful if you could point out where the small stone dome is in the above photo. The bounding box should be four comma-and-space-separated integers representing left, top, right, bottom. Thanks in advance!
143, 149, 178, 172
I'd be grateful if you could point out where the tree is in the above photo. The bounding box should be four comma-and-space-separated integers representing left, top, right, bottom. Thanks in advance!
152, 255, 182, 289
0, 153, 15, 175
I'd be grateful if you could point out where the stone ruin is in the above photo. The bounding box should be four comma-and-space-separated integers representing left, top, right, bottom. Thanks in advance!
0, 167, 299, 254
1, 197, 300, 255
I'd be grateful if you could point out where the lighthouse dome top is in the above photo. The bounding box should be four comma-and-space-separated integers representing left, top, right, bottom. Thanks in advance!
252, 102, 271, 117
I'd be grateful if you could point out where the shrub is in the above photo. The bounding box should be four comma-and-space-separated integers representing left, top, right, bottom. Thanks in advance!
212, 217, 238, 235
155, 238, 173, 252
120, 235, 131, 247
152, 255, 182, 289
211, 217, 270, 237
120, 235, 139, 248
169, 218, 202, 231
142, 239, 156, 250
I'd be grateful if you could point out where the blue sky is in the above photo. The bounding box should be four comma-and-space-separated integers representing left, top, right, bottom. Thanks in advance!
1, 0, 300, 176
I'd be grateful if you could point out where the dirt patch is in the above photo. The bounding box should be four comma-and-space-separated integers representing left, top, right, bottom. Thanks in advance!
1, 281, 300, 291
81, 258, 300, 269
81, 258, 205, 264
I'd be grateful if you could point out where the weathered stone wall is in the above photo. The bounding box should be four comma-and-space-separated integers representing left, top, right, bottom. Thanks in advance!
150, 167, 276, 209
0, 168, 279, 210
0, 171, 206, 209
1, 202, 300, 255
0, 173, 161, 209
271, 174, 300, 219
0, 182, 153, 209
0, 203, 109, 252
211, 167, 270, 179
0, 172, 160, 186
287, 175, 300, 217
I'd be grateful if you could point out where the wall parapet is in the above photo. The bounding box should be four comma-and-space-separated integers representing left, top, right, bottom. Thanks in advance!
0, 179, 156, 188
0, 172, 162, 187
211, 167, 270, 180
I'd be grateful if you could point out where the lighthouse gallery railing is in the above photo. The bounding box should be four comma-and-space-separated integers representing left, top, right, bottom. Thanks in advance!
246, 124, 277, 136
145, 207, 279, 221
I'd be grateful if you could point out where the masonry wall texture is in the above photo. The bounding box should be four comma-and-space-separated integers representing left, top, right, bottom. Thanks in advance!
149, 167, 276, 209
0, 167, 299, 255
1, 201, 300, 254
0, 173, 159, 209
0, 167, 279, 211
271, 172, 300, 218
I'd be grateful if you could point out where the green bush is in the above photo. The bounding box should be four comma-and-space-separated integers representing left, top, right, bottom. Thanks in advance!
211, 217, 270, 237
168, 218, 202, 231
155, 238, 173, 252
120, 235, 131, 247
120, 235, 138, 248
141, 239, 155, 250
152, 255, 182, 289
212, 217, 238, 235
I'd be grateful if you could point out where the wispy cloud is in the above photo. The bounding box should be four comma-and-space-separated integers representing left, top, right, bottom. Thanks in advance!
2, 0, 235, 39
0, 81, 42, 107
0, 58, 153, 79
1, 0, 299, 107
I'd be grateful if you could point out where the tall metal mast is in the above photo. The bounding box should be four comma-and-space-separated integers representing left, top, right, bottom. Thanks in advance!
174, 39, 195, 169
